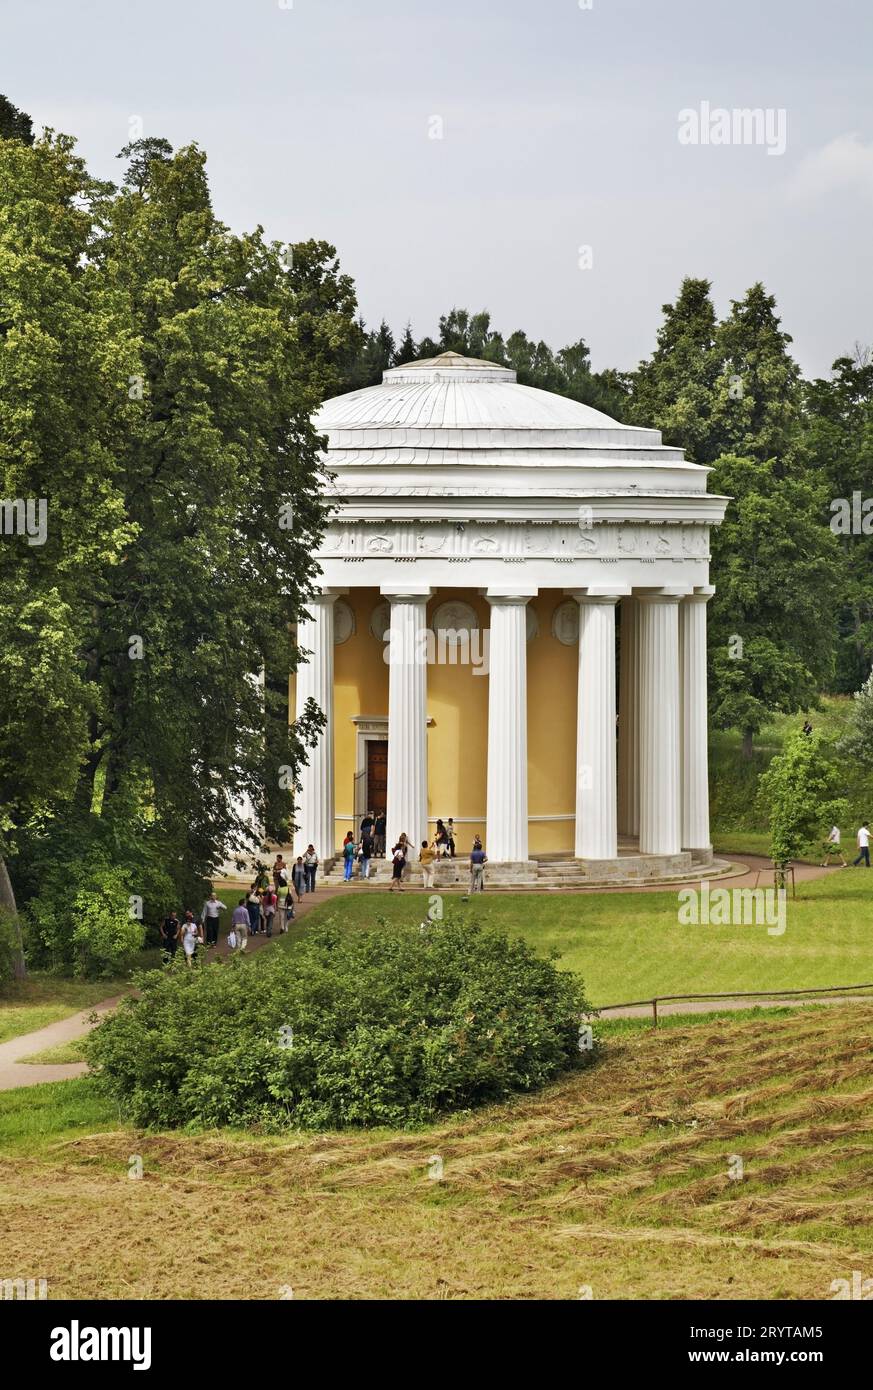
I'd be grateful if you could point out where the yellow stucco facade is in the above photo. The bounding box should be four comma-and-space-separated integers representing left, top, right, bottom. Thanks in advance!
292, 586, 580, 856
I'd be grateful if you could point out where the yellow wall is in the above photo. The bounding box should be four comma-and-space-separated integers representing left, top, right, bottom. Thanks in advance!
290, 587, 580, 855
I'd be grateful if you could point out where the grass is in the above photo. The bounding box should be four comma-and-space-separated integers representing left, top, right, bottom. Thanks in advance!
290, 868, 873, 1009
0, 976, 127, 1045
19, 1039, 87, 1065
0, 1003, 870, 1299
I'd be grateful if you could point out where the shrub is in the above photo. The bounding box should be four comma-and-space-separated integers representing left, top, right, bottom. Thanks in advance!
85, 917, 594, 1130
26, 857, 145, 977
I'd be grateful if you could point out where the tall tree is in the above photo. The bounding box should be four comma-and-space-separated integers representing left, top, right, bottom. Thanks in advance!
0, 94, 34, 145
630, 277, 719, 461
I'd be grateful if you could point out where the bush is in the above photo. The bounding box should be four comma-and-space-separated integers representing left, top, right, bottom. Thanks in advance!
85, 917, 594, 1130
26, 857, 145, 977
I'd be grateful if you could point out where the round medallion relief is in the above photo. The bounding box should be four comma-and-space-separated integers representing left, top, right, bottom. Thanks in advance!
552, 599, 579, 646
431, 599, 479, 634
333, 599, 356, 645
369, 600, 391, 642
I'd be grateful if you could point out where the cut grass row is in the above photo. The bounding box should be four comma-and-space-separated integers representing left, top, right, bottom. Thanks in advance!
1, 1003, 870, 1299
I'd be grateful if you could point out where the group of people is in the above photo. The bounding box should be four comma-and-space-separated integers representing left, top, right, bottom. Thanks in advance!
157, 851, 323, 966
383, 830, 487, 894
822, 822, 871, 868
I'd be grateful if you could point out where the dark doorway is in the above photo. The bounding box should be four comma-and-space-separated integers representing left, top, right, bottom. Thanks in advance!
367, 739, 388, 816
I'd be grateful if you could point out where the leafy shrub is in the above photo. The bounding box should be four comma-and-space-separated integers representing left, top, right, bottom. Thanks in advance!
25, 855, 145, 977
85, 917, 594, 1130
0, 907, 19, 981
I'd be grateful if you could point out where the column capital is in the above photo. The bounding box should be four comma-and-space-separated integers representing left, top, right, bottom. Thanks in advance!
635, 590, 683, 606
482, 589, 536, 606
684, 586, 715, 604
308, 587, 347, 604
566, 589, 624, 607
380, 586, 433, 601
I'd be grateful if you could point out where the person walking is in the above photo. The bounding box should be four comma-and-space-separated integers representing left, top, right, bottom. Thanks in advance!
200, 892, 227, 947
822, 824, 847, 867
434, 819, 449, 858
272, 854, 288, 892
246, 884, 262, 936
261, 885, 278, 936
342, 832, 355, 882
231, 898, 250, 951
419, 839, 436, 889
181, 911, 202, 967
283, 889, 295, 930
389, 835, 408, 892
852, 822, 870, 867
470, 842, 488, 893
446, 818, 456, 858
359, 825, 374, 881
160, 910, 180, 961
303, 846, 319, 893
374, 812, 386, 858
292, 856, 306, 901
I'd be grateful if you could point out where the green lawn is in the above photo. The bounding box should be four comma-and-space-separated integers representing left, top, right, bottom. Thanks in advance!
19, 1038, 87, 1064
292, 869, 873, 1008
0, 976, 127, 1045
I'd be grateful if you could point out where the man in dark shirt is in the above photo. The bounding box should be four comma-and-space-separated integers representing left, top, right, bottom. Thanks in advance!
360, 811, 374, 837
360, 829, 375, 880
161, 911, 180, 957
374, 811, 386, 857
470, 846, 487, 893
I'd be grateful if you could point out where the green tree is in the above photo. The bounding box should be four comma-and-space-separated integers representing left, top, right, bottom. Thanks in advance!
0, 131, 138, 973
757, 731, 847, 871
630, 277, 720, 460
707, 454, 841, 756
0, 94, 34, 145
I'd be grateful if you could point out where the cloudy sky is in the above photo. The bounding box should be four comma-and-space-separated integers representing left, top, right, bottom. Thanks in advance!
5, 0, 872, 376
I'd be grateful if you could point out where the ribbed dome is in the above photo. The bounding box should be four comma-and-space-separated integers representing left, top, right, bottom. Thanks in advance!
315, 351, 637, 435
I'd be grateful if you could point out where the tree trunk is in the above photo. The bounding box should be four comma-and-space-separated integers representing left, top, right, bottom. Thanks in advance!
0, 854, 26, 980
742, 728, 754, 760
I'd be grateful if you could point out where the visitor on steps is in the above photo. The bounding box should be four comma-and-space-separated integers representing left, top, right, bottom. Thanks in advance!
182, 911, 202, 966
160, 910, 180, 960
389, 835, 408, 891
822, 825, 847, 867
446, 818, 456, 858
304, 846, 319, 893
470, 842, 487, 893
247, 885, 262, 936
201, 892, 227, 947
360, 810, 374, 839
419, 839, 436, 889
343, 832, 355, 882
374, 812, 386, 858
434, 819, 449, 857
231, 898, 250, 951
292, 857, 306, 900
360, 827, 375, 880
853, 822, 870, 867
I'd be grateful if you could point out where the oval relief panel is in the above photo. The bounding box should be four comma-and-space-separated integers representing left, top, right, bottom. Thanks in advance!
333, 600, 356, 645
431, 599, 479, 634
369, 600, 391, 642
552, 599, 579, 646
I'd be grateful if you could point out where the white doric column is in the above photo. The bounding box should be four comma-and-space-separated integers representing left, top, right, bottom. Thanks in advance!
638, 593, 682, 856
680, 590, 713, 853
383, 587, 432, 849
617, 596, 640, 839
293, 590, 343, 858
485, 592, 533, 862
571, 592, 620, 860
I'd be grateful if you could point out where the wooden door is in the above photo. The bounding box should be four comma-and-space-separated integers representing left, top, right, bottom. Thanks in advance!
367, 740, 388, 815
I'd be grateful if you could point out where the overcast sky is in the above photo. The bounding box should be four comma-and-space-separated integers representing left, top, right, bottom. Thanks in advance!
4, 0, 872, 377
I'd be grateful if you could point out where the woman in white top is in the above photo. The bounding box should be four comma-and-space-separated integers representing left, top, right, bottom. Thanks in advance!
822, 825, 847, 867
181, 912, 202, 966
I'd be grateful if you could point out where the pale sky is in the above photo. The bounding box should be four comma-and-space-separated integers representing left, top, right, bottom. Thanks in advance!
4, 0, 872, 377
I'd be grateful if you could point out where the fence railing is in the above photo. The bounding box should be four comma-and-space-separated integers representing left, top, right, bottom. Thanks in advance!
590, 982, 873, 1027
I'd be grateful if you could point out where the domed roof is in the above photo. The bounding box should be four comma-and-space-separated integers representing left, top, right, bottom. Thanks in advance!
315, 351, 636, 435
311, 352, 723, 525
